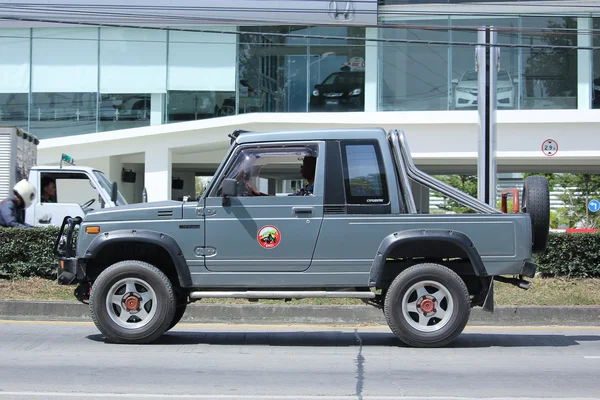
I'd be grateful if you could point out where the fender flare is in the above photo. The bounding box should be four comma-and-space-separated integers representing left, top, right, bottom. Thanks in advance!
369, 229, 487, 286
82, 229, 193, 288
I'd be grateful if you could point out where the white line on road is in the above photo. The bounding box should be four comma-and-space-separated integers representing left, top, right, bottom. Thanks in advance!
0, 393, 596, 400
583, 356, 600, 359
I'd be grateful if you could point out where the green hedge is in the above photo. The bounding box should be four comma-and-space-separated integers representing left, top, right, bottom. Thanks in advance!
0, 228, 599, 280
0, 227, 62, 280
534, 232, 600, 278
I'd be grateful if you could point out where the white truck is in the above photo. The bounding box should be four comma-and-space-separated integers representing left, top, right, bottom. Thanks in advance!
0, 125, 127, 227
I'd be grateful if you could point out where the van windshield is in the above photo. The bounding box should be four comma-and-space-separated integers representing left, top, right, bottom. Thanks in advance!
93, 170, 128, 206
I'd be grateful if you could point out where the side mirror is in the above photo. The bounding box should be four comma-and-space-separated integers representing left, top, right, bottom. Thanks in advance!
111, 181, 118, 203
221, 178, 237, 198
451, 79, 459, 85
221, 178, 237, 207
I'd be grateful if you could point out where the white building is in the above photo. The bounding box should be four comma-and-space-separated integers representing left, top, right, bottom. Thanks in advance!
1, 0, 600, 203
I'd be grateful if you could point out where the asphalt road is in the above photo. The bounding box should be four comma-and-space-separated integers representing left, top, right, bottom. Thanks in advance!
0, 321, 599, 400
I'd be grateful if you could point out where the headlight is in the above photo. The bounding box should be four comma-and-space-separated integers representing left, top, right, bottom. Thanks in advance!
312, 90, 319, 96
497, 87, 512, 93
349, 88, 361, 96
456, 87, 470, 93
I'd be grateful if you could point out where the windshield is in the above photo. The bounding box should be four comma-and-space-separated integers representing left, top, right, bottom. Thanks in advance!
462, 70, 510, 82
93, 170, 128, 206
322, 72, 364, 86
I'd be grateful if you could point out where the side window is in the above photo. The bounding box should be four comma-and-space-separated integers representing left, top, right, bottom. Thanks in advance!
209, 144, 319, 197
341, 141, 389, 205
40, 172, 99, 208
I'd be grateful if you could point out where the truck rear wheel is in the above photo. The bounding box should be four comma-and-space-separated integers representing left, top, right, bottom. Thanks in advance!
522, 176, 550, 253
383, 263, 470, 348
89, 260, 176, 344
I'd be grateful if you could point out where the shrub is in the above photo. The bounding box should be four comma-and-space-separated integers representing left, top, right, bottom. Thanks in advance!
534, 232, 600, 278
0, 227, 62, 280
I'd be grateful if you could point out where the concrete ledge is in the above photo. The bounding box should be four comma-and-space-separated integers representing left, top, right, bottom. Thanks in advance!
1, 300, 600, 326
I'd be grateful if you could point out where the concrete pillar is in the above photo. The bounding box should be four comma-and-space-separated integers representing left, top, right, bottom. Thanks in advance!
364, 27, 379, 112
151, 93, 165, 126
144, 146, 172, 201
578, 17, 592, 110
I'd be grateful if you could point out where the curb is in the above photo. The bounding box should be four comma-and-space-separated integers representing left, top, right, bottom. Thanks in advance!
1, 300, 600, 326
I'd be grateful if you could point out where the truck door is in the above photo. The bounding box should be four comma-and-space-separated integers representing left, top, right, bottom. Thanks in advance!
203, 141, 325, 272
30, 171, 102, 226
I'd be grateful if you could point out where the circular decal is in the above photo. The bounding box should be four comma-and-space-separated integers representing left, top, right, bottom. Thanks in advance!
258, 226, 281, 249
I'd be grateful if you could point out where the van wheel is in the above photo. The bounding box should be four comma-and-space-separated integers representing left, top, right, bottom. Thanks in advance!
384, 263, 470, 348
89, 260, 176, 344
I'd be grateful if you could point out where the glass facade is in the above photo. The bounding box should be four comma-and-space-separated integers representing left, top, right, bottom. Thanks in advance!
238, 26, 366, 114
0, 16, 596, 140
594, 18, 600, 109
379, 15, 579, 111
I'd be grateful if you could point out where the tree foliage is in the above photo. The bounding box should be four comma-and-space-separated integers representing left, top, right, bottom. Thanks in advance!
432, 174, 478, 214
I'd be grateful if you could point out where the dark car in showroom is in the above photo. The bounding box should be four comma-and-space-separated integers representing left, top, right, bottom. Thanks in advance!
309, 69, 365, 112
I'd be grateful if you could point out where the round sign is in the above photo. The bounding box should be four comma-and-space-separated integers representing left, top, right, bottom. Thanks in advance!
589, 199, 600, 213
542, 139, 558, 156
257, 226, 281, 249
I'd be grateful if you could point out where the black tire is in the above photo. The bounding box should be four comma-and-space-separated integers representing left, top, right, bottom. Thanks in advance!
167, 298, 188, 332
384, 263, 470, 348
522, 176, 550, 253
89, 260, 176, 344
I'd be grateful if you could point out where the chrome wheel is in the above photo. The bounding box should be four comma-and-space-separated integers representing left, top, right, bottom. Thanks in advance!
401, 280, 454, 333
106, 278, 157, 329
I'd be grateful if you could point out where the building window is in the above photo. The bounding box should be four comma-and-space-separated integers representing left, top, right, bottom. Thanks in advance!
238, 26, 365, 114
379, 20, 450, 111
166, 90, 235, 122
30, 92, 97, 139
521, 16, 577, 109
379, 15, 577, 111
99, 93, 151, 132
0, 93, 28, 126
593, 18, 600, 109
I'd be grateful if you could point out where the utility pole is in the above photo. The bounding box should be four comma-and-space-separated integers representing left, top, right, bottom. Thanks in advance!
477, 27, 500, 207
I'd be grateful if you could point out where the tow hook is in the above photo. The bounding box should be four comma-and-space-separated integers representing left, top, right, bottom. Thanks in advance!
494, 275, 532, 290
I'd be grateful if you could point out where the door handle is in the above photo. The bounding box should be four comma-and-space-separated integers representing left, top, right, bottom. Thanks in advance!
293, 207, 313, 215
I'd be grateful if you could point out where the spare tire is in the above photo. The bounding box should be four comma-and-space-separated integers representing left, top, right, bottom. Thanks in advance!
521, 176, 550, 253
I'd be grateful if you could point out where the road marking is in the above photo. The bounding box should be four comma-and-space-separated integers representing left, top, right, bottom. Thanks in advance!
583, 356, 600, 359
0, 394, 594, 400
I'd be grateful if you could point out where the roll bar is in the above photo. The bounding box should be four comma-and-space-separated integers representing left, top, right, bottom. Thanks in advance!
388, 129, 503, 215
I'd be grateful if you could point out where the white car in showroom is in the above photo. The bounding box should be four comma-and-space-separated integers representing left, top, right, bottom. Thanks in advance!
452, 69, 517, 109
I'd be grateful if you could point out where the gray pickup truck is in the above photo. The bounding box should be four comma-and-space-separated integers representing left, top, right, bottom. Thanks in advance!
54, 128, 549, 348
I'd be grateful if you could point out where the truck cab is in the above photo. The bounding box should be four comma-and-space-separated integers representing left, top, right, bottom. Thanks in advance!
25, 165, 127, 227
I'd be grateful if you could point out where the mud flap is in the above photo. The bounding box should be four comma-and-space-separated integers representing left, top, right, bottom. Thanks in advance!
482, 278, 494, 313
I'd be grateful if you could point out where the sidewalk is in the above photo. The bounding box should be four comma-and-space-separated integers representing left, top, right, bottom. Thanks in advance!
1, 300, 600, 326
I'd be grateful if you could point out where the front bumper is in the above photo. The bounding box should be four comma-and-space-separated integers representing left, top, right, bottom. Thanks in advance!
57, 258, 79, 285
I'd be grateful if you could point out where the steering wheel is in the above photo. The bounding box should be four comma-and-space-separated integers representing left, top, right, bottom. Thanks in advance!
80, 198, 95, 212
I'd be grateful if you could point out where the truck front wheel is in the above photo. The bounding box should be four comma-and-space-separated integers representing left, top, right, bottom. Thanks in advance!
89, 260, 176, 344
383, 263, 470, 348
